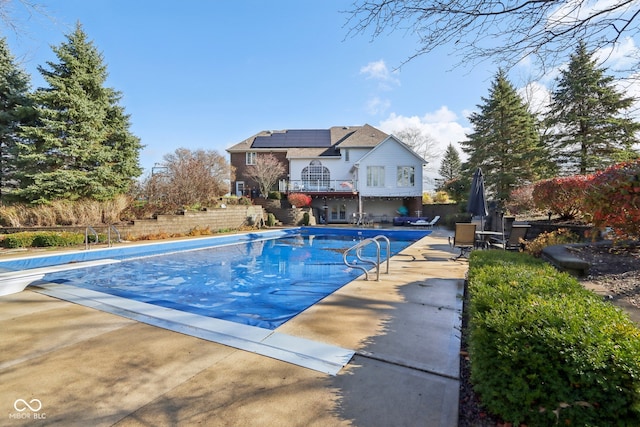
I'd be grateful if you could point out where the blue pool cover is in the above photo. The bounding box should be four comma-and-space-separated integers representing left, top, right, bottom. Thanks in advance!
2, 227, 431, 329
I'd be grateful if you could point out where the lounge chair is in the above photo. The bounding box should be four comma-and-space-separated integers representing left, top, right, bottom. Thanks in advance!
426, 215, 440, 228
409, 215, 440, 228
449, 223, 477, 260
490, 225, 529, 251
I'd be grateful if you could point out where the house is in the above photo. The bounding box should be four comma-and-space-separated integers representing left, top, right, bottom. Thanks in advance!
226, 124, 426, 224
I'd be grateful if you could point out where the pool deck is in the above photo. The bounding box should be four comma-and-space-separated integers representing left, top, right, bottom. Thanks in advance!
0, 229, 468, 426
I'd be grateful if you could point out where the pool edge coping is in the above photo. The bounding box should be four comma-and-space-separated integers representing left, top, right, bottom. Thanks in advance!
31, 281, 355, 376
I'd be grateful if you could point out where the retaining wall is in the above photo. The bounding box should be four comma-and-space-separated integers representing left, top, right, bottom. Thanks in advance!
0, 205, 267, 239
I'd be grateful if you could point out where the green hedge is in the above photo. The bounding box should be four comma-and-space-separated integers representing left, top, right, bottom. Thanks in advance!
467, 250, 640, 426
1, 231, 96, 248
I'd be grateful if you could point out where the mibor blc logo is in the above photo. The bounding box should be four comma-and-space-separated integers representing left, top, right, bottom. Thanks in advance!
9, 398, 46, 420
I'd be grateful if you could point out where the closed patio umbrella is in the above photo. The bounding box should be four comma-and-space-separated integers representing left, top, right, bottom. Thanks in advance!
467, 168, 488, 230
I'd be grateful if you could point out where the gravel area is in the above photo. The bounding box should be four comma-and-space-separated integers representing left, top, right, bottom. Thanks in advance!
458, 243, 640, 426
571, 243, 640, 311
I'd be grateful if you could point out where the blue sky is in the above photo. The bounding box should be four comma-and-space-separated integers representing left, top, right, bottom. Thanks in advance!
4, 1, 637, 187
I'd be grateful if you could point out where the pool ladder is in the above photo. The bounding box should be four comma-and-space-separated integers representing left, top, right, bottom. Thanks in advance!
85, 226, 98, 250
342, 235, 390, 281
85, 225, 121, 249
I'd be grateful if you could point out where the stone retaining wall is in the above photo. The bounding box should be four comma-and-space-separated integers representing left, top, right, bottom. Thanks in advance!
120, 206, 267, 238
0, 205, 267, 239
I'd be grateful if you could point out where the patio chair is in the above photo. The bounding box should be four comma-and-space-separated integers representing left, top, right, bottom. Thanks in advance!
449, 223, 477, 260
426, 215, 440, 228
490, 225, 529, 251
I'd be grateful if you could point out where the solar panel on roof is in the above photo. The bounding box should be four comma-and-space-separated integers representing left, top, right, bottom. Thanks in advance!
252, 129, 331, 148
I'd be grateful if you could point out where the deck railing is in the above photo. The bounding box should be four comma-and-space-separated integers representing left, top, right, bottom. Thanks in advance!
279, 179, 357, 193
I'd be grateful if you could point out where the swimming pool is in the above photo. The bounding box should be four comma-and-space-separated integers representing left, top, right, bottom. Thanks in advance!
2, 227, 431, 330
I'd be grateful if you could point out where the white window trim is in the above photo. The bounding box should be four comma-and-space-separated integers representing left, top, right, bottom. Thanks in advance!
397, 166, 415, 187
367, 166, 385, 187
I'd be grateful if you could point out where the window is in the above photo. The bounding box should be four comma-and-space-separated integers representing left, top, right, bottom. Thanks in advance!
344, 149, 349, 162
397, 166, 415, 187
366, 166, 385, 187
331, 204, 346, 220
301, 160, 330, 189
246, 152, 257, 165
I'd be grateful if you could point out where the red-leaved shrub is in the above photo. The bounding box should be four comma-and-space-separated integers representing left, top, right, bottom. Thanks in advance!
287, 193, 312, 207
585, 159, 640, 240
532, 175, 592, 220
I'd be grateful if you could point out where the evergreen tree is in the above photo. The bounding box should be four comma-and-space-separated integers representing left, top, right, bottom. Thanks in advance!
0, 37, 33, 198
461, 69, 551, 201
546, 41, 640, 175
15, 23, 142, 203
438, 143, 461, 182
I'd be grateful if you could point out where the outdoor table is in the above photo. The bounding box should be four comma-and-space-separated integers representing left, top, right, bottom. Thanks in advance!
475, 230, 503, 249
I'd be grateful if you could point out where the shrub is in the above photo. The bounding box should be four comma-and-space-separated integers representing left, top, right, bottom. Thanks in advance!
523, 228, 581, 257
302, 212, 310, 226
0, 231, 88, 248
1, 232, 37, 248
0, 205, 22, 227
236, 196, 252, 206
585, 159, 640, 241
505, 184, 537, 215
532, 175, 592, 220
187, 226, 212, 237
32, 232, 86, 247
0, 196, 130, 227
467, 250, 640, 426
267, 191, 282, 200
287, 193, 311, 207
433, 191, 451, 203
266, 213, 276, 227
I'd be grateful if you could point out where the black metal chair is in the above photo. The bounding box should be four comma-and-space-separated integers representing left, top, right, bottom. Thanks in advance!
490, 225, 530, 251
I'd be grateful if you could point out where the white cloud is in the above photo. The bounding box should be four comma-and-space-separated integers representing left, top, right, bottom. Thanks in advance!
518, 81, 552, 117
360, 59, 400, 88
595, 37, 639, 69
377, 107, 471, 189
547, 0, 623, 32
379, 107, 469, 150
365, 96, 391, 115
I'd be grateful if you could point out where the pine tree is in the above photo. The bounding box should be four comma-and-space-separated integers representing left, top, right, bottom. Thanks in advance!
438, 143, 462, 182
15, 23, 142, 203
461, 70, 551, 201
0, 37, 33, 198
546, 41, 640, 175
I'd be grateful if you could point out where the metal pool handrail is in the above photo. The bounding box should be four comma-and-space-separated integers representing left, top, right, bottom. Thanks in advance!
372, 234, 390, 274
108, 225, 121, 247
343, 235, 391, 281
85, 226, 98, 250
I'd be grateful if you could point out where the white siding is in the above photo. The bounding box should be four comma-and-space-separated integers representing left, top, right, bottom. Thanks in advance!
356, 137, 424, 197
289, 157, 357, 185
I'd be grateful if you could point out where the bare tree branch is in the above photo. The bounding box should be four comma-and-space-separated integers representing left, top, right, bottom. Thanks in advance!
344, 0, 640, 73
0, 0, 50, 34
243, 154, 286, 198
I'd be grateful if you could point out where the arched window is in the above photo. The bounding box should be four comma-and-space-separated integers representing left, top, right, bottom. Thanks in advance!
301, 160, 330, 189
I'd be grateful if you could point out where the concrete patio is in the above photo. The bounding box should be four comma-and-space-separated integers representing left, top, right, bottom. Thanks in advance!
0, 230, 467, 426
